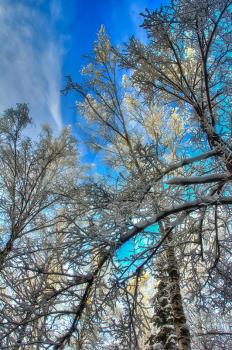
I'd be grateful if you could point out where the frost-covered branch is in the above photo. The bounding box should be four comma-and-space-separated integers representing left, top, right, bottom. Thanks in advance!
167, 173, 231, 185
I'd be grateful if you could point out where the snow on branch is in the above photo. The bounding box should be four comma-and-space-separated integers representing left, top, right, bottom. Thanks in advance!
119, 195, 232, 243
167, 173, 231, 185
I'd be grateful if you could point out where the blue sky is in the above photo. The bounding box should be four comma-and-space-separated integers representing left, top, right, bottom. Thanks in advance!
0, 0, 165, 130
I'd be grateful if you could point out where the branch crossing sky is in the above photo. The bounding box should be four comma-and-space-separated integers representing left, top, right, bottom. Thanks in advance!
0, 0, 166, 171
0, 0, 166, 128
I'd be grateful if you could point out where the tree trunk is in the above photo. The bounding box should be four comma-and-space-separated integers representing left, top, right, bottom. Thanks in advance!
145, 228, 191, 350
145, 256, 177, 350
165, 233, 191, 350
198, 113, 232, 174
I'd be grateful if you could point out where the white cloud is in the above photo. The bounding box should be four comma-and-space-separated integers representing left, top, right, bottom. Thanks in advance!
0, 0, 63, 132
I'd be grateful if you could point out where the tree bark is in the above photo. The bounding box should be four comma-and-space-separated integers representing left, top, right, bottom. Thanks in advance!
145, 256, 177, 350
165, 233, 191, 350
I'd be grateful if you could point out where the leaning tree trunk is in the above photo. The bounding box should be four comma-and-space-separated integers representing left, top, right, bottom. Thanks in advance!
165, 233, 191, 350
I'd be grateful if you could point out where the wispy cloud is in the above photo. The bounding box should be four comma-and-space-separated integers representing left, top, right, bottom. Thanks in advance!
0, 0, 63, 131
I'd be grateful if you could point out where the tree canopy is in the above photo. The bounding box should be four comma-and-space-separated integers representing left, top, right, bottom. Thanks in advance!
0, 0, 232, 349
